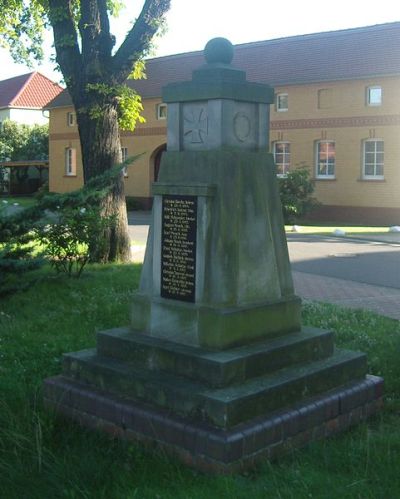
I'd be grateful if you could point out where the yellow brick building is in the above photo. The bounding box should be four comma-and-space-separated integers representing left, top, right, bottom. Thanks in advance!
47, 22, 400, 224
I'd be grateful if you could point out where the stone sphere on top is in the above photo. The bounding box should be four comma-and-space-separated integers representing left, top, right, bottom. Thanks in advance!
204, 37, 234, 65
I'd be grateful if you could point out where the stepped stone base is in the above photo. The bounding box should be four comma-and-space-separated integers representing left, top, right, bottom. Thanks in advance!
43, 326, 383, 471
58, 327, 368, 428
43, 374, 383, 473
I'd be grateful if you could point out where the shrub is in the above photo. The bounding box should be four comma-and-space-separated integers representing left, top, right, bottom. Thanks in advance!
278, 167, 319, 223
0, 163, 132, 292
34, 180, 49, 200
0, 200, 43, 295
36, 206, 115, 278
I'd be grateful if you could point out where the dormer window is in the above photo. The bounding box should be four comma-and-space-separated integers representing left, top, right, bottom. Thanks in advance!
276, 93, 288, 112
367, 86, 382, 106
157, 103, 167, 120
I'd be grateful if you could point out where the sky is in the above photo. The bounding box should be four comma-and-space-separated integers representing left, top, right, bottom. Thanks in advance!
0, 0, 399, 83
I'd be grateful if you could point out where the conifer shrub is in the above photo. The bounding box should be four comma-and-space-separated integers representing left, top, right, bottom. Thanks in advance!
0, 160, 137, 293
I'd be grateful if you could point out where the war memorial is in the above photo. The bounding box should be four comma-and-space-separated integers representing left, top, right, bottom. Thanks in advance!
44, 38, 383, 472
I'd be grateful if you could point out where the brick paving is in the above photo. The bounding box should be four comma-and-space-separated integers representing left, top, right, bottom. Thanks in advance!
292, 271, 400, 320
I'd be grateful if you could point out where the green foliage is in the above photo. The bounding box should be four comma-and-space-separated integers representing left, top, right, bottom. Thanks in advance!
0, 0, 130, 66
278, 167, 319, 223
116, 85, 146, 131
0, 120, 48, 161
86, 83, 146, 131
0, 158, 138, 293
0, 200, 43, 295
36, 206, 115, 278
34, 180, 49, 200
0, 0, 46, 65
129, 59, 147, 81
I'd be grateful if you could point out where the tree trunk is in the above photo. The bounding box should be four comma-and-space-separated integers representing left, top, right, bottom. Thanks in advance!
76, 96, 131, 262
98, 175, 131, 262
48, 0, 171, 262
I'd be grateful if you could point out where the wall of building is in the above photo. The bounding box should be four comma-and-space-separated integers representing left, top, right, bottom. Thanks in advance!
49, 98, 167, 197
270, 76, 400, 214
0, 109, 11, 123
270, 76, 400, 121
48, 77, 400, 221
0, 108, 49, 126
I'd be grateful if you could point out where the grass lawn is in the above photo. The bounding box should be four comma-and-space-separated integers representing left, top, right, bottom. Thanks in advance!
1, 264, 400, 498
1, 196, 37, 208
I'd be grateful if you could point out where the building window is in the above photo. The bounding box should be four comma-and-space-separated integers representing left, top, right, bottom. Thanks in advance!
273, 141, 291, 175
67, 112, 76, 126
316, 141, 335, 178
367, 86, 382, 106
363, 139, 384, 179
121, 146, 128, 177
157, 103, 167, 120
65, 147, 76, 176
276, 93, 288, 112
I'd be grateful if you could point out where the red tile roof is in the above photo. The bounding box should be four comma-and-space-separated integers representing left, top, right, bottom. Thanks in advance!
0, 72, 63, 109
46, 22, 400, 108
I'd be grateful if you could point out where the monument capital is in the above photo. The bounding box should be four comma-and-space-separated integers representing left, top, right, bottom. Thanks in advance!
163, 37, 274, 152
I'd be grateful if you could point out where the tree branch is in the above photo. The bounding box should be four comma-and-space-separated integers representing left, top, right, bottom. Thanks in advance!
48, 0, 82, 92
78, 0, 116, 81
112, 0, 171, 82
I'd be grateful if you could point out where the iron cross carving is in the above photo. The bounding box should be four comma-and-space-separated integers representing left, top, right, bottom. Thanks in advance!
183, 107, 208, 144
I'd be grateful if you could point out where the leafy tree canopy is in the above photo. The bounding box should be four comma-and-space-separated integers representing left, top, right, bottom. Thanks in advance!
0, 1, 144, 66
0, 121, 49, 162
0, 0, 46, 64
0, 1, 169, 75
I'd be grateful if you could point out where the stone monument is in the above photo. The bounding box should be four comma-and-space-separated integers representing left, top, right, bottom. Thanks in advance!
44, 38, 383, 472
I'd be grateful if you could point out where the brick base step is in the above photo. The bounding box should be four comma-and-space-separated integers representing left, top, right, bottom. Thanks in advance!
43, 374, 384, 473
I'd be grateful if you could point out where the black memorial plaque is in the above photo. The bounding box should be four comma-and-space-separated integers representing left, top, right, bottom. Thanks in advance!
161, 195, 197, 302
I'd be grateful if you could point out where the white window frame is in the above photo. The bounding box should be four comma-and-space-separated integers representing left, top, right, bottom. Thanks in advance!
65, 147, 76, 176
315, 140, 336, 179
363, 139, 384, 180
156, 103, 167, 120
366, 86, 382, 106
273, 141, 291, 176
121, 146, 128, 177
67, 112, 76, 126
276, 93, 288, 112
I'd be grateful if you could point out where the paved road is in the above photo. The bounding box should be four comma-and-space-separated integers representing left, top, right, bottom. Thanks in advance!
127, 212, 400, 320
288, 234, 400, 290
